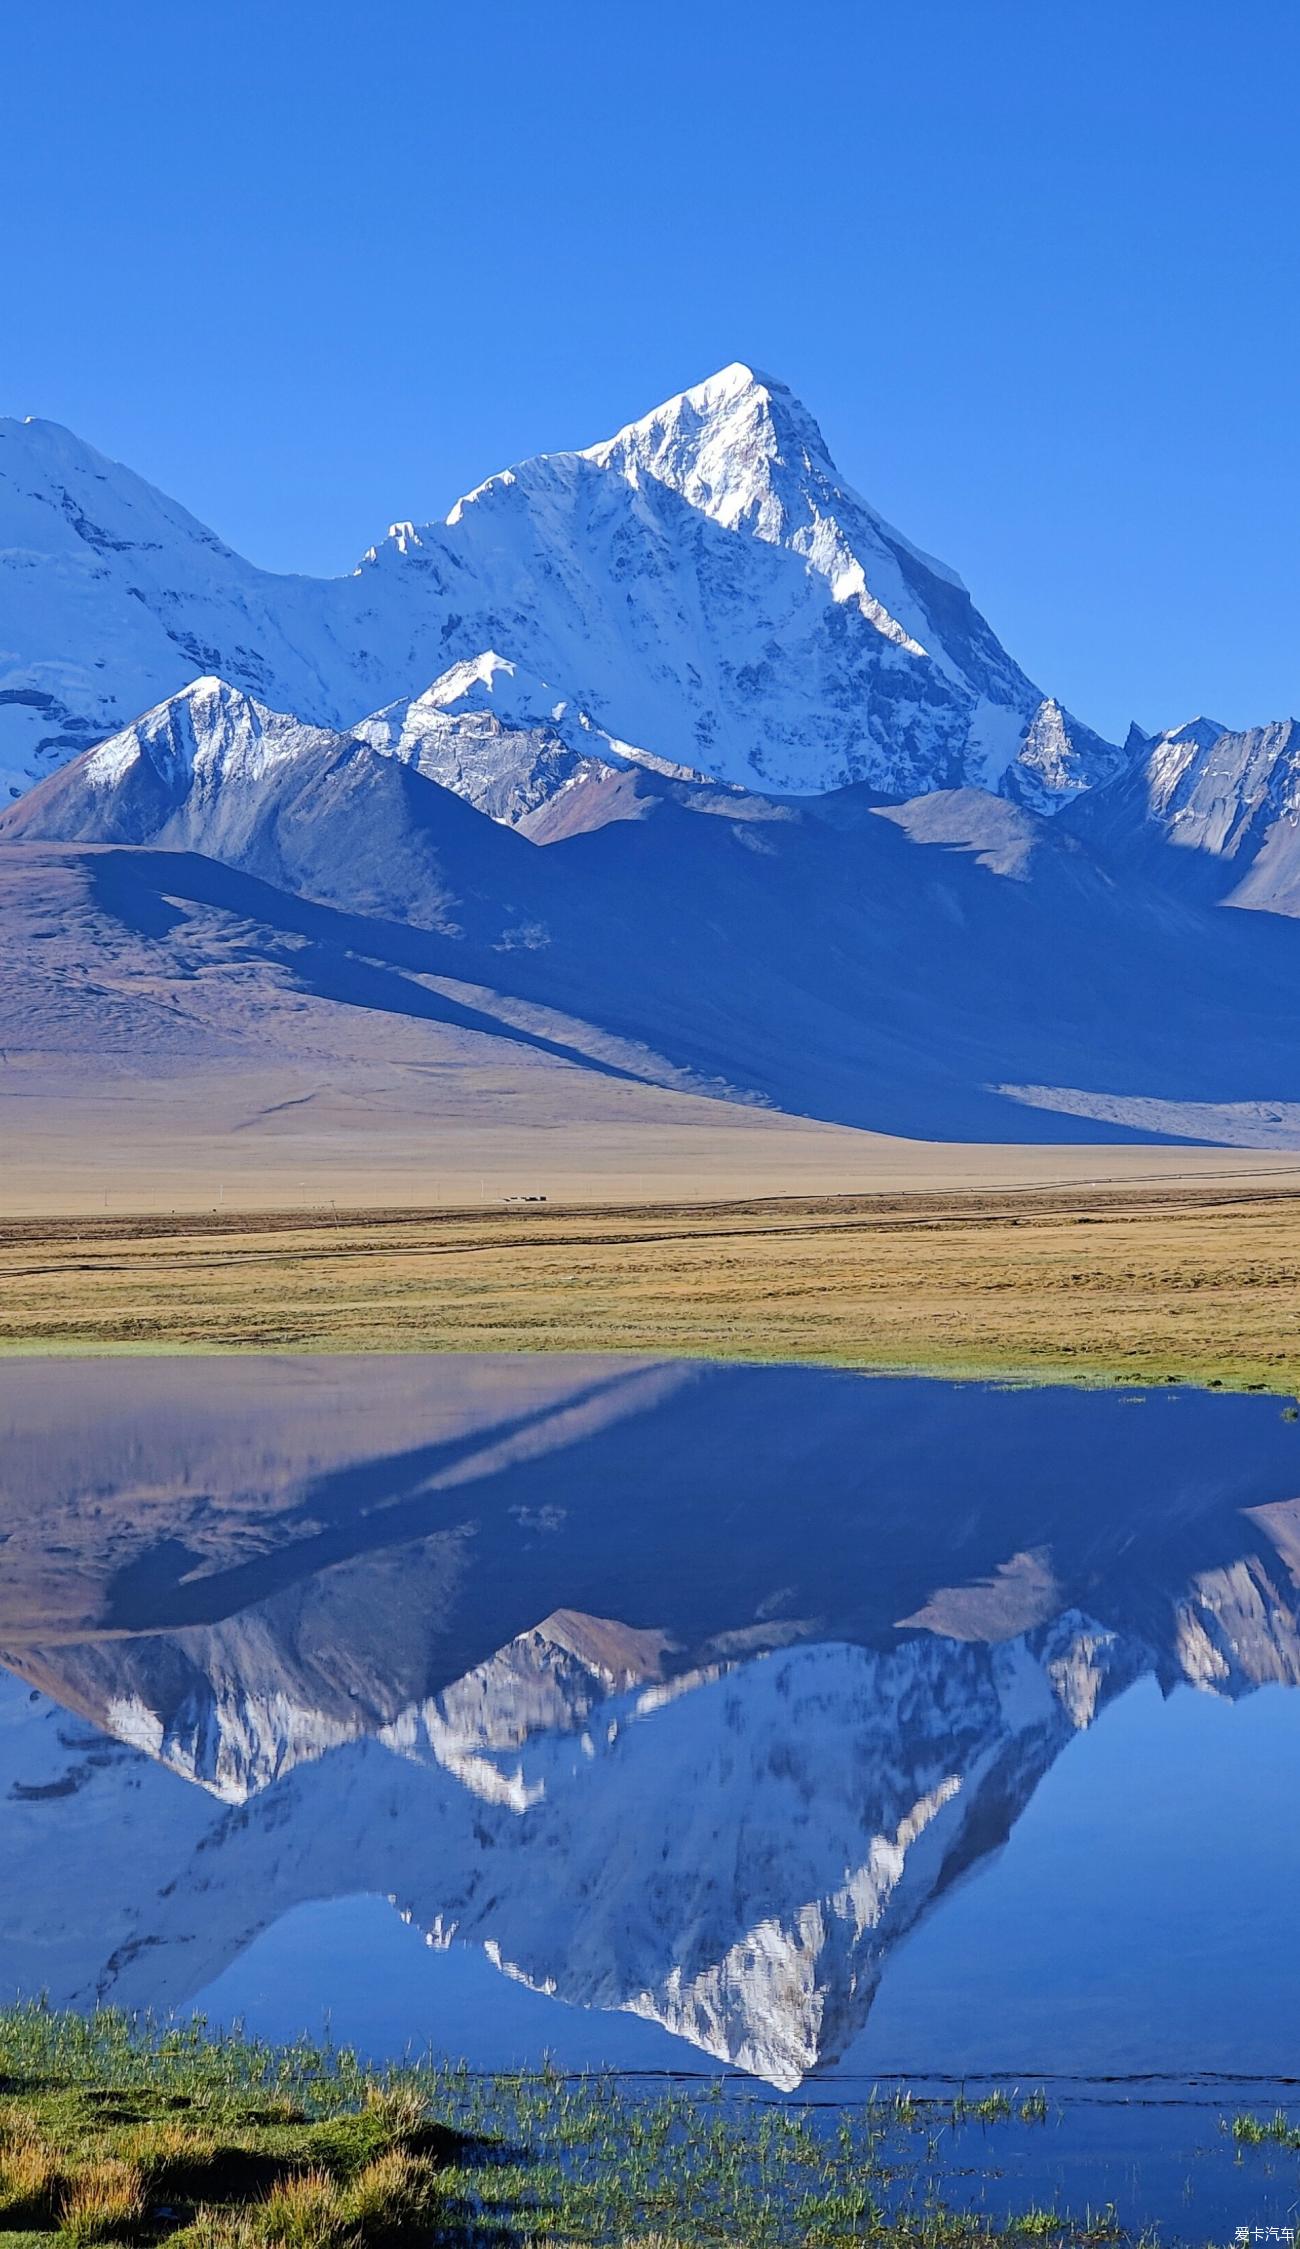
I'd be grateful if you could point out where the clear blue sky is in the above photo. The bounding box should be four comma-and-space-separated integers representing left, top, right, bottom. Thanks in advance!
3, 0, 1297, 742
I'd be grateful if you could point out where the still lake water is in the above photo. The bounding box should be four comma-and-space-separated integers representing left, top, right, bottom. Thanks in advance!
1, 1355, 1297, 2236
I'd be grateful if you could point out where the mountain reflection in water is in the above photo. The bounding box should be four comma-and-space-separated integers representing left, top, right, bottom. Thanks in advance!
0, 1355, 1297, 2089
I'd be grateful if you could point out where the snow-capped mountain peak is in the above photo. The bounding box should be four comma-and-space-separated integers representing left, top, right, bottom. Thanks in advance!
0, 370, 1124, 810
573, 363, 1124, 805
584, 362, 843, 539
82, 676, 338, 793
1128, 715, 1230, 762
585, 362, 958, 654
1164, 715, 1230, 750
1066, 710, 1300, 916
353, 652, 698, 828
0, 414, 236, 563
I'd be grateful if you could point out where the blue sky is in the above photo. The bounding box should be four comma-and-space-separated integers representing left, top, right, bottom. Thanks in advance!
3, 0, 1297, 742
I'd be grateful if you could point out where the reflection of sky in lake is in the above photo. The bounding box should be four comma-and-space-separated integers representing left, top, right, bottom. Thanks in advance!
851, 1675, 1300, 2076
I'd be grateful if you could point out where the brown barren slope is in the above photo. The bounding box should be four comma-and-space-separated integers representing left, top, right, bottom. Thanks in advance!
3, 1181, 1300, 1391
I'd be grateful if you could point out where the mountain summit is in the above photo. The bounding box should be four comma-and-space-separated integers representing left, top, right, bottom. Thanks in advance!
586, 362, 969, 627
0, 372, 1122, 811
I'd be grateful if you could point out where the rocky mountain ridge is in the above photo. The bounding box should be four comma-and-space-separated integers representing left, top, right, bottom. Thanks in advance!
1069, 713, 1300, 914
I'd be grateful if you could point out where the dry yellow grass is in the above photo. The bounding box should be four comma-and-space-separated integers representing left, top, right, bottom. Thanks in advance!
60, 2157, 147, 2246
3, 1181, 1299, 1391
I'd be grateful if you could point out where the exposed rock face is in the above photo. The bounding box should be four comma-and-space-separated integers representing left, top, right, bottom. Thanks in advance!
1068, 715, 1300, 915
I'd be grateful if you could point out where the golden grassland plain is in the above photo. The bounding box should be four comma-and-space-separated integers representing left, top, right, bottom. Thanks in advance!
2, 1180, 1299, 1392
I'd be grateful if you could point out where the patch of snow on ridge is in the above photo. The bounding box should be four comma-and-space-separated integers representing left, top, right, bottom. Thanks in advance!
418, 651, 556, 721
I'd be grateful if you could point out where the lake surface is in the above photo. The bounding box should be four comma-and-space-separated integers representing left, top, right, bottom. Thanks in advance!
1, 1355, 1298, 2236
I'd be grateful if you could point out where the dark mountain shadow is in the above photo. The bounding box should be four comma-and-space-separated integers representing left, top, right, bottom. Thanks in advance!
75, 770, 1300, 1143
85, 848, 663, 1090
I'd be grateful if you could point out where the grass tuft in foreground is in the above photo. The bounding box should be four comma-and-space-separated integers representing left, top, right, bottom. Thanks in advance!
0, 2007, 480, 2249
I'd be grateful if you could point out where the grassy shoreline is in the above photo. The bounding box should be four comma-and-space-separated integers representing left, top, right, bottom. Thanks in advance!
2, 1183, 1299, 1393
0, 2003, 1252, 2248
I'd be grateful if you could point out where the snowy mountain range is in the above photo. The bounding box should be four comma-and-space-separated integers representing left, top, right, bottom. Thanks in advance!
0, 364, 1123, 813
9, 675, 1300, 1148
4, 363, 1300, 1159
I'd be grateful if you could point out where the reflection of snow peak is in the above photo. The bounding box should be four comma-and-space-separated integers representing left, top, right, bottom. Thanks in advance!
5, 1446, 1300, 2089
434, 1620, 1138, 2088
0, 1612, 1145, 2088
